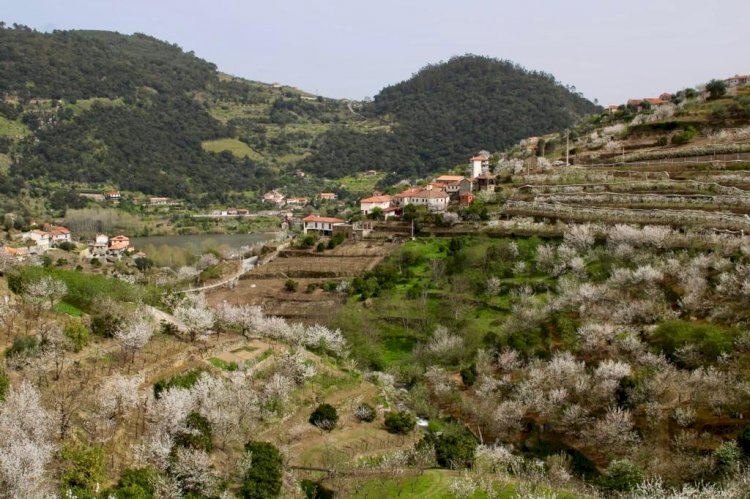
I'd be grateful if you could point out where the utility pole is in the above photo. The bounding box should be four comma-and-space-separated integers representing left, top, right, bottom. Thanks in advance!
411, 219, 415, 240
565, 129, 570, 166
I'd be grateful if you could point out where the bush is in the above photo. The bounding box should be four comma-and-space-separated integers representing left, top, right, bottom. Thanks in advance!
670, 126, 697, 145
242, 441, 283, 499
153, 368, 206, 398
316, 242, 326, 252
649, 320, 737, 364
309, 403, 338, 431
714, 441, 742, 474
55, 241, 75, 251
106, 467, 160, 498
298, 234, 317, 249
90, 313, 123, 338
174, 411, 213, 452
738, 424, 750, 456
60, 443, 106, 497
0, 369, 8, 401
354, 403, 376, 422
599, 459, 644, 492
5, 335, 38, 358
424, 424, 478, 469
460, 363, 477, 387
284, 279, 298, 292
384, 411, 415, 434
63, 318, 90, 352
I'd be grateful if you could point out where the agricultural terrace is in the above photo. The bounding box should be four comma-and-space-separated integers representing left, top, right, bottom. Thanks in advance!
325, 224, 750, 491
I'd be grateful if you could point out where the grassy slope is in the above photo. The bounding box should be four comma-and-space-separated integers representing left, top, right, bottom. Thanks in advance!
0, 115, 30, 137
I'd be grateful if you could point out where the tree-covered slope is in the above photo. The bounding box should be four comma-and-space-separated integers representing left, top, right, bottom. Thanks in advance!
0, 27, 217, 99
301, 55, 600, 179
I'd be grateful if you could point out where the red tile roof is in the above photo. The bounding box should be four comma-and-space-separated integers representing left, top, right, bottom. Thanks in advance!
360, 195, 392, 203
303, 215, 345, 224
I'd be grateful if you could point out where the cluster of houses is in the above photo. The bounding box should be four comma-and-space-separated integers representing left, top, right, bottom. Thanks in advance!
358, 153, 496, 218
17, 224, 72, 254
606, 73, 750, 114
262, 190, 337, 207
88, 234, 140, 260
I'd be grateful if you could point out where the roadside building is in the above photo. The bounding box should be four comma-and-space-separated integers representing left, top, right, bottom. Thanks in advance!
360, 195, 392, 215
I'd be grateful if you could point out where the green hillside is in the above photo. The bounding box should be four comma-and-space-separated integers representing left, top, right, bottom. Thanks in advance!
300, 55, 600, 181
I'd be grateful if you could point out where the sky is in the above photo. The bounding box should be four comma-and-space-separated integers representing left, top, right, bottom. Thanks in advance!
3, 0, 748, 105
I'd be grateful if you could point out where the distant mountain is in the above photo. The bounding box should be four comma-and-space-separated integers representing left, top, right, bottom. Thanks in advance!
301, 55, 600, 180
0, 26, 599, 208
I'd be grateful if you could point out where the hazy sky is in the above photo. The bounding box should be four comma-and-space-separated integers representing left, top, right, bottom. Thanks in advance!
3, 0, 748, 105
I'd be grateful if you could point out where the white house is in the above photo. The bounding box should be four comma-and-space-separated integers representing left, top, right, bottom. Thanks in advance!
44, 225, 72, 244
469, 153, 490, 178
725, 74, 750, 87
262, 190, 286, 206
302, 215, 345, 235
359, 195, 392, 215
21, 230, 51, 252
404, 188, 450, 212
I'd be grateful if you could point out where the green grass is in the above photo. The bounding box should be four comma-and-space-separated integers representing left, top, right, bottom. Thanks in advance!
53, 301, 84, 317
338, 172, 387, 194
201, 138, 264, 161
65, 97, 124, 116
208, 357, 239, 371
350, 470, 585, 498
0, 153, 11, 173
0, 116, 30, 137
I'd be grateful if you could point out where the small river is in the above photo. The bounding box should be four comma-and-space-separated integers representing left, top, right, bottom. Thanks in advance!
131, 233, 278, 254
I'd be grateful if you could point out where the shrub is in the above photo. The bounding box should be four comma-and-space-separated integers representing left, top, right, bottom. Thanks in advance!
384, 411, 415, 434
284, 279, 298, 292
90, 258, 102, 267
424, 424, 478, 469
90, 313, 123, 338
316, 242, 326, 252
106, 467, 160, 498
714, 441, 742, 473
354, 403, 376, 422
298, 234, 317, 249
153, 368, 205, 398
63, 318, 90, 352
5, 335, 38, 358
738, 424, 750, 456
174, 411, 213, 452
242, 441, 283, 499
309, 403, 338, 431
60, 443, 106, 497
671, 126, 697, 145
0, 369, 8, 401
599, 459, 644, 492
460, 363, 477, 387
649, 320, 737, 363
57, 241, 76, 252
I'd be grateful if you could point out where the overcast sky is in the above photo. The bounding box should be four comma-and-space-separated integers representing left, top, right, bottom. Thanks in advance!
4, 0, 748, 105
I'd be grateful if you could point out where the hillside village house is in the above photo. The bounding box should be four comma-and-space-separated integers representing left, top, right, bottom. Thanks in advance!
262, 190, 286, 206
89, 234, 132, 259
469, 154, 490, 178
302, 215, 346, 235
725, 74, 750, 87
21, 230, 51, 253
286, 197, 310, 206
105, 191, 121, 200
403, 188, 450, 212
360, 195, 393, 215
149, 197, 171, 206
319, 192, 337, 201
45, 225, 72, 244
435, 175, 466, 199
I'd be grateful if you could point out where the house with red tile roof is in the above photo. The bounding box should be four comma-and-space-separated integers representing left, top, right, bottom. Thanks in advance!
360, 195, 393, 215
302, 215, 346, 235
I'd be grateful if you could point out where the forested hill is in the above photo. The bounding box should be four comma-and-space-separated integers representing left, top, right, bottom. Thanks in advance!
301, 55, 600, 180
0, 28, 217, 99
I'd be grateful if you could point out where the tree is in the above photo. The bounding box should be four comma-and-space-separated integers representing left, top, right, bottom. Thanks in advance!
173, 295, 214, 342
24, 276, 67, 316
384, 411, 416, 434
241, 441, 283, 499
309, 403, 338, 431
115, 316, 154, 363
354, 403, 376, 422
60, 443, 106, 497
599, 459, 644, 492
63, 317, 90, 352
134, 256, 154, 272
0, 381, 55, 496
706, 79, 727, 100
